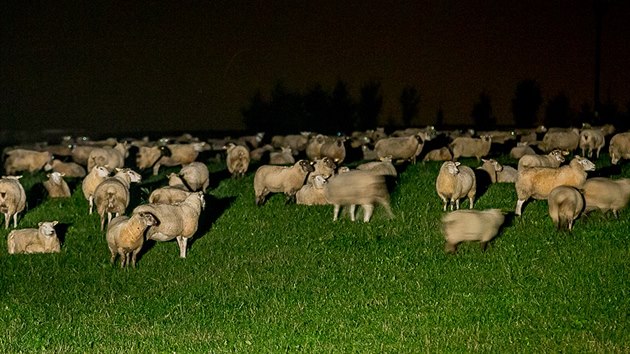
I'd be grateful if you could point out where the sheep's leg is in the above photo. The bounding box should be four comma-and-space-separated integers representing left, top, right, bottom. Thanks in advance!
515, 199, 525, 216
12, 213, 18, 228
453, 199, 459, 211
349, 205, 356, 222
444, 242, 458, 254
152, 163, 161, 176
176, 236, 188, 258
89, 196, 94, 214
4, 213, 9, 229
469, 196, 474, 209
107, 212, 113, 228
100, 214, 106, 231
131, 248, 141, 268
439, 195, 448, 211
480, 241, 488, 252
363, 204, 374, 222
333, 204, 341, 221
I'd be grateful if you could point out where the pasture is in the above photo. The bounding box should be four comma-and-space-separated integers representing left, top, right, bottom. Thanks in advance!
1, 152, 629, 352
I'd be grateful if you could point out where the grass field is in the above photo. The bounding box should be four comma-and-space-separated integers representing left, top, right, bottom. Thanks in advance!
1, 152, 629, 352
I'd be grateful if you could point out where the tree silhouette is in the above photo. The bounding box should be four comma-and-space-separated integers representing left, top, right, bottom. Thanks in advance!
303, 83, 332, 134
400, 85, 421, 127
471, 91, 496, 129
435, 106, 444, 128
512, 79, 542, 128
331, 80, 356, 134
357, 80, 383, 131
242, 90, 270, 133
544, 93, 573, 128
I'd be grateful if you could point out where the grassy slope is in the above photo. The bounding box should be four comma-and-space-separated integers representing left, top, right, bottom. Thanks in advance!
0, 155, 629, 352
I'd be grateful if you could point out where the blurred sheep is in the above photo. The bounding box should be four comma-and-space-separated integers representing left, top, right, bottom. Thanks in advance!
547, 186, 584, 231
581, 177, 630, 217
323, 170, 393, 222
253, 160, 314, 205
224, 142, 250, 179
441, 209, 504, 254
0, 176, 27, 229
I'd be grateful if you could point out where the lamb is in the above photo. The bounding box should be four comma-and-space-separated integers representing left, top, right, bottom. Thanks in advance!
579, 128, 606, 158
296, 175, 328, 205
44, 159, 87, 178
269, 146, 295, 165
435, 161, 476, 211
323, 170, 393, 222
422, 147, 453, 162
608, 132, 630, 165
547, 186, 584, 231
479, 159, 517, 183
3, 149, 52, 175
0, 176, 27, 229
253, 160, 315, 205
87, 142, 128, 172
43, 172, 71, 198
178, 162, 209, 192
539, 128, 580, 153
7, 221, 60, 254
509, 142, 536, 160
356, 157, 397, 177
93, 168, 142, 230
449, 135, 492, 161
374, 134, 424, 164
581, 177, 630, 217
441, 209, 504, 254
82, 165, 110, 214
517, 149, 566, 170
319, 137, 347, 164
136, 142, 206, 175
132, 191, 205, 258
224, 142, 250, 178
515, 156, 596, 216
106, 212, 158, 267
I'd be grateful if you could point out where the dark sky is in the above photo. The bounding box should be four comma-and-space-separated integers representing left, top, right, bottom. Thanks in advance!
2, 1, 629, 135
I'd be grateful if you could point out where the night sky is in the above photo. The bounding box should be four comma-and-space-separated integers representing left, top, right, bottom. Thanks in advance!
2, 1, 630, 136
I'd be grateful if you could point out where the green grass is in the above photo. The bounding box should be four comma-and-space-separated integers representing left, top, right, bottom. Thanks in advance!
1, 154, 629, 352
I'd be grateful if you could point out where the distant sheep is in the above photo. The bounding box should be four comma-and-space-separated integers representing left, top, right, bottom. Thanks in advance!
435, 161, 476, 211
450, 136, 492, 161
136, 142, 206, 175
3, 149, 52, 175
479, 159, 517, 183
43, 172, 71, 198
608, 132, 630, 165
423, 147, 453, 162
0, 176, 27, 229
45, 159, 87, 178
94, 168, 142, 230
82, 165, 110, 214
250, 144, 273, 161
374, 134, 424, 164
356, 157, 397, 177
581, 177, 630, 217
224, 143, 250, 178
539, 128, 580, 153
547, 186, 584, 231
7, 221, 60, 254
323, 170, 393, 222
305, 134, 328, 161
87, 142, 128, 172
253, 160, 314, 205
517, 149, 566, 170
441, 209, 504, 254
579, 128, 606, 159
509, 142, 536, 160
319, 137, 347, 164
178, 162, 209, 192
269, 146, 295, 165
106, 212, 158, 267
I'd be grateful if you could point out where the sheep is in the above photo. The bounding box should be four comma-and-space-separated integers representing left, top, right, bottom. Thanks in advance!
136, 142, 206, 175
323, 170, 393, 222
296, 175, 328, 205
87, 142, 128, 173
71, 145, 97, 166
441, 209, 504, 254
547, 186, 584, 231
93, 168, 142, 231
149, 186, 193, 204
305, 134, 328, 161
374, 134, 424, 164
273, 132, 311, 154
319, 137, 347, 164
7, 221, 60, 254
449, 135, 492, 161
224, 142, 250, 178
479, 159, 517, 183
43, 172, 71, 198
361, 144, 378, 161
132, 191, 205, 258
44, 159, 87, 178
82, 165, 111, 214
106, 212, 158, 267
178, 162, 209, 192
3, 149, 52, 175
515, 156, 596, 216
539, 128, 580, 153
579, 128, 606, 159
422, 147, 453, 162
237, 132, 265, 149
308, 157, 337, 184
250, 144, 273, 161
517, 149, 566, 170
581, 177, 630, 217
356, 157, 397, 177
608, 132, 630, 165
435, 161, 477, 211
253, 160, 315, 205
509, 142, 536, 160
269, 146, 295, 165
0, 176, 27, 229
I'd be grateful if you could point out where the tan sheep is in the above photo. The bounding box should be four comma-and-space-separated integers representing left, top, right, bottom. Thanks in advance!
307, 157, 337, 184
250, 144, 274, 161
269, 146, 295, 165
517, 149, 566, 170
136, 142, 206, 175
71, 145, 97, 166
319, 137, 347, 164
45, 159, 87, 178
87, 142, 128, 173
435, 161, 476, 211
581, 177, 630, 217
441, 209, 504, 254
43, 172, 71, 198
515, 156, 595, 216
0, 176, 27, 229
94, 168, 142, 230
323, 170, 393, 222
539, 128, 580, 153
7, 221, 60, 254
305, 134, 328, 161
579, 128, 606, 159
479, 159, 517, 183
253, 160, 315, 205
3, 149, 52, 175
374, 134, 424, 164
178, 162, 209, 192
547, 186, 584, 231
296, 175, 328, 205
450, 135, 492, 161
509, 142, 536, 160
361, 144, 378, 161
82, 165, 110, 214
132, 191, 205, 258
106, 212, 158, 267
608, 132, 630, 165
224, 142, 250, 178
423, 147, 453, 162
356, 157, 397, 177
149, 185, 192, 204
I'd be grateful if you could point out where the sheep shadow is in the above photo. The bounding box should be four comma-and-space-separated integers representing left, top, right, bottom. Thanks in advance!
187, 195, 236, 249
208, 169, 232, 189
589, 164, 622, 178
473, 169, 493, 200
56, 222, 71, 246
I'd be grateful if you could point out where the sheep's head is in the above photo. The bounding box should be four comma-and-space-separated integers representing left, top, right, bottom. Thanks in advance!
138, 212, 158, 227
573, 156, 596, 171
38, 221, 58, 237
48, 172, 65, 183
550, 150, 566, 163
443, 161, 460, 175
298, 160, 315, 173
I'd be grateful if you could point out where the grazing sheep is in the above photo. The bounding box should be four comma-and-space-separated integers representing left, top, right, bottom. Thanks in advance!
82, 165, 110, 214
450, 136, 492, 161
296, 175, 328, 205
224, 143, 250, 178
132, 191, 205, 258
539, 128, 580, 153
423, 147, 453, 162
319, 137, 347, 164
106, 212, 158, 267
579, 128, 606, 159
269, 146, 295, 165
509, 142, 536, 160
87, 142, 128, 173
178, 162, 209, 192
548, 186, 584, 231
435, 161, 476, 211
374, 134, 424, 164
44, 159, 87, 178
479, 159, 517, 183
7, 221, 60, 254
43, 172, 71, 198
0, 176, 27, 229
515, 156, 595, 216
608, 132, 630, 165
441, 209, 504, 254
136, 142, 206, 175
356, 157, 397, 177
3, 149, 52, 175
94, 168, 142, 231
323, 170, 393, 222
581, 177, 630, 217
253, 160, 315, 205
517, 149, 566, 170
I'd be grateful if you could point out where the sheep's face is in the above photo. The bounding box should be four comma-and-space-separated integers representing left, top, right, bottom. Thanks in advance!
550, 150, 566, 163
139, 212, 158, 227
299, 160, 315, 173
444, 161, 459, 175
38, 221, 58, 237
126, 170, 142, 183
49, 172, 64, 184
575, 156, 596, 171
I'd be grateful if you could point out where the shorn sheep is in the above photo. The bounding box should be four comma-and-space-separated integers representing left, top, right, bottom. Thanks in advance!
253, 160, 315, 205
94, 168, 142, 231
323, 170, 393, 222
82, 165, 110, 214
43, 172, 71, 198
547, 186, 584, 231
224, 143, 250, 178
7, 221, 60, 254
517, 149, 566, 170
0, 176, 27, 229
581, 177, 630, 217
450, 136, 492, 161
374, 134, 424, 164
435, 161, 477, 211
609, 132, 630, 165
132, 191, 205, 258
441, 209, 504, 254
515, 156, 596, 216
106, 212, 158, 267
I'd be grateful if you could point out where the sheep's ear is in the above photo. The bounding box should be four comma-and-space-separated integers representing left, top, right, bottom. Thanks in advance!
481, 159, 488, 163
52, 221, 58, 226
47, 173, 52, 178
455, 162, 461, 166
38, 222, 43, 227
60, 173, 65, 177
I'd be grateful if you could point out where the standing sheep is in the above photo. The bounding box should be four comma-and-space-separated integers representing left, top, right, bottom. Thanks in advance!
93, 168, 142, 231
479, 159, 517, 183
308, 157, 337, 184
581, 177, 630, 217
356, 157, 397, 177
305, 134, 328, 161
106, 212, 158, 267
82, 165, 110, 214
608, 132, 630, 165
539, 128, 580, 153
3, 149, 52, 175
547, 186, 584, 231
45, 159, 87, 178
178, 162, 209, 192
87, 142, 128, 173
224, 143, 250, 178
319, 137, 347, 164
450, 136, 492, 161
253, 160, 315, 205
43, 172, 71, 198
441, 209, 504, 254
0, 176, 27, 229
374, 134, 424, 164
136, 142, 206, 176
7, 221, 60, 254
435, 161, 477, 211
579, 128, 606, 159
323, 170, 393, 222
269, 146, 295, 165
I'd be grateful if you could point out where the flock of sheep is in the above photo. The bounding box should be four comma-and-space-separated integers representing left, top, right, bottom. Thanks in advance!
2, 122, 630, 263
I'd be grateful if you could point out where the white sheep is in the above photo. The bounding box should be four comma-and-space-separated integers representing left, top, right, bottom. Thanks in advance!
441, 209, 504, 254
44, 159, 87, 178
253, 160, 315, 205
509, 142, 536, 160
132, 191, 205, 258
43, 172, 71, 198
3, 149, 52, 175
435, 161, 476, 211
581, 177, 630, 217
547, 186, 584, 231
449, 136, 492, 161
479, 159, 517, 183
87, 142, 128, 172
515, 156, 595, 216
82, 165, 110, 214
422, 147, 453, 162
224, 142, 250, 178
7, 221, 60, 254
250, 144, 274, 161
361, 144, 378, 161
356, 157, 397, 177
539, 128, 580, 153
269, 146, 296, 165
106, 212, 158, 267
136, 142, 206, 175
71, 145, 97, 166
608, 132, 630, 165
296, 175, 328, 205
178, 162, 209, 192
374, 134, 424, 164
323, 170, 393, 222
579, 128, 606, 159
0, 176, 27, 229
149, 185, 192, 204
517, 149, 566, 170
94, 168, 142, 230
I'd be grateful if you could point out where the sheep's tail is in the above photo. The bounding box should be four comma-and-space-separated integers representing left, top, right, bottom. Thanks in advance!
106, 191, 117, 212
556, 198, 572, 230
